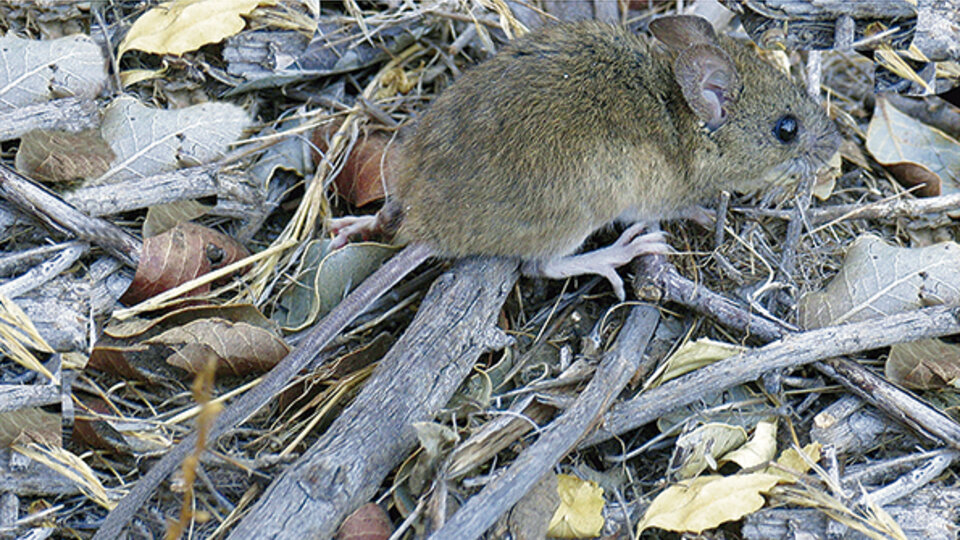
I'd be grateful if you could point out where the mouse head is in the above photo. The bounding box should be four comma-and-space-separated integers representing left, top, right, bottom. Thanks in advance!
650, 15, 840, 192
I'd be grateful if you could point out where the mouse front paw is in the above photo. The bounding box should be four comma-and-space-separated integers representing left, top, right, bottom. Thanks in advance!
523, 223, 672, 300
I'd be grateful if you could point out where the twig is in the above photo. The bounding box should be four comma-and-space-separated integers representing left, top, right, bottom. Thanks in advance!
0, 164, 140, 268
428, 305, 661, 539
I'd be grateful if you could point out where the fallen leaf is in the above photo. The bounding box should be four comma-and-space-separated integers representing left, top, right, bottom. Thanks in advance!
638, 473, 781, 534
675, 423, 748, 479
547, 474, 605, 538
273, 240, 395, 331
648, 338, 745, 388
866, 95, 960, 196
15, 129, 115, 184
97, 96, 250, 185
148, 318, 289, 376
89, 304, 283, 381
336, 502, 392, 540
118, 0, 274, 58
0, 408, 61, 447
886, 338, 960, 389
767, 442, 822, 482
885, 162, 941, 197
312, 125, 398, 207
722, 419, 778, 470
120, 222, 249, 305
798, 235, 960, 329
142, 200, 213, 238
0, 34, 106, 110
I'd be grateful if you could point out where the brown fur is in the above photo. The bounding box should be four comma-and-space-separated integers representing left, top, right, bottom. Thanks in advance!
393, 21, 838, 260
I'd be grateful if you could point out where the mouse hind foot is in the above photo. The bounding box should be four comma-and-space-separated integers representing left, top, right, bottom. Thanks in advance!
522, 223, 670, 300
327, 201, 404, 249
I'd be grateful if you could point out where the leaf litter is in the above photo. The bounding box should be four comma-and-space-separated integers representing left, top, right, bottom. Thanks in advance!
0, 1, 958, 539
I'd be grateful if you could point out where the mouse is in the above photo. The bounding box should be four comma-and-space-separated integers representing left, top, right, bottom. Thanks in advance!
94, 15, 840, 537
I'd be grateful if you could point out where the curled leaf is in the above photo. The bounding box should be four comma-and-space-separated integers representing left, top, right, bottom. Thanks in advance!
120, 222, 250, 305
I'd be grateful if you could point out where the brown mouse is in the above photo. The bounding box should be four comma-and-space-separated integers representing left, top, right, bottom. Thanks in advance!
95, 15, 840, 537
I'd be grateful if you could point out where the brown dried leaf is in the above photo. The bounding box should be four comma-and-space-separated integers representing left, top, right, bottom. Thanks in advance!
312, 125, 396, 207
120, 222, 250, 305
886, 162, 941, 197
72, 397, 130, 453
148, 318, 289, 376
336, 502, 392, 540
89, 304, 284, 381
886, 338, 960, 389
15, 129, 115, 184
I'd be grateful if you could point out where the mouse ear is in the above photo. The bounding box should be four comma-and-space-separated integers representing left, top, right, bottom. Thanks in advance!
673, 44, 742, 130
650, 15, 720, 49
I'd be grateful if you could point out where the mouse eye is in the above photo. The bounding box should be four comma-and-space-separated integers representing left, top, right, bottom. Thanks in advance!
774, 114, 799, 143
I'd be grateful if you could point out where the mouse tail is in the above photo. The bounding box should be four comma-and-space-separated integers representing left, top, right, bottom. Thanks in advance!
93, 243, 433, 540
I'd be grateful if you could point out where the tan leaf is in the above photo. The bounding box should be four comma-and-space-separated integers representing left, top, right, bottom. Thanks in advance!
886, 338, 960, 389
722, 419, 778, 470
638, 473, 781, 534
675, 423, 748, 479
312, 125, 397, 207
547, 474, 605, 538
336, 502, 392, 540
120, 222, 250, 305
148, 318, 289, 376
89, 304, 283, 381
866, 95, 960, 195
0, 408, 61, 447
142, 200, 212, 238
15, 129, 115, 184
798, 235, 960, 329
118, 0, 274, 59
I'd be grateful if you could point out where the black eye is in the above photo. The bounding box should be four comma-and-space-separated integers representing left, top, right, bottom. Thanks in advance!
774, 114, 798, 143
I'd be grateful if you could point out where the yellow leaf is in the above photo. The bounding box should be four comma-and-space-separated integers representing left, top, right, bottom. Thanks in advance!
547, 474, 605, 538
638, 473, 781, 534
722, 419, 778, 470
118, 0, 273, 58
675, 422, 748, 479
767, 442, 822, 482
647, 338, 745, 388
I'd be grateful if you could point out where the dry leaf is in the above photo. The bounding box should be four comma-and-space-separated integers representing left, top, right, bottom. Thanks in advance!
675, 423, 748, 479
547, 474, 605, 538
638, 473, 781, 534
148, 318, 289, 376
97, 96, 250, 185
886, 338, 960, 389
0, 34, 106, 110
89, 304, 284, 381
142, 200, 212, 238
273, 240, 395, 331
886, 162, 942, 197
798, 235, 960, 329
767, 442, 822, 482
0, 408, 61, 447
15, 129, 115, 184
866, 95, 960, 195
120, 222, 250, 305
335, 503, 392, 540
722, 419, 778, 470
312, 125, 397, 207
118, 0, 274, 59
648, 338, 745, 388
